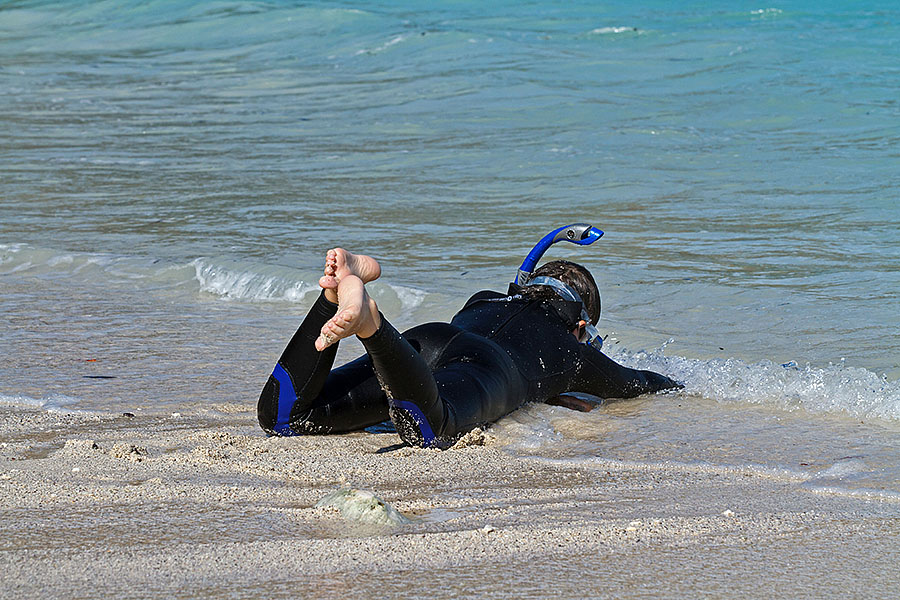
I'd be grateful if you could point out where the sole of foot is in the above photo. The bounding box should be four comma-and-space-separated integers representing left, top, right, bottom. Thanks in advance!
315, 275, 379, 351
319, 248, 381, 290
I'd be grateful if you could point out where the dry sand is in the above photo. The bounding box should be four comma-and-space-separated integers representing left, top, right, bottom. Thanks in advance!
1, 403, 898, 599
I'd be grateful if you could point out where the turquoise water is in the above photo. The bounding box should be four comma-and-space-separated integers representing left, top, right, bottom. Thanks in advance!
1, 1, 899, 483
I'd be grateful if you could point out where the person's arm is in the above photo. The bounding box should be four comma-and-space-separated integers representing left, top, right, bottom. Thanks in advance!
571, 345, 682, 399
545, 394, 597, 412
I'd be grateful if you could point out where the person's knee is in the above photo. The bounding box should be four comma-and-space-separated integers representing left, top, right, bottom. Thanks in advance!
391, 407, 424, 446
257, 375, 280, 434
258, 374, 325, 436
389, 403, 444, 448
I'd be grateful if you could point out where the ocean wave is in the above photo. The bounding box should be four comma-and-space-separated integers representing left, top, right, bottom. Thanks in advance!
190, 258, 430, 313
354, 34, 407, 56
1, 244, 316, 302
2, 243, 160, 278
1, 244, 432, 311
615, 343, 900, 423
0, 243, 204, 291
0, 393, 82, 413
191, 258, 318, 303
751, 8, 783, 18
589, 26, 640, 35
386, 283, 427, 311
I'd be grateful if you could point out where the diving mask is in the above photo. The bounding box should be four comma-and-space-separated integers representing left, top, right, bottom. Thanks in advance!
525, 275, 603, 350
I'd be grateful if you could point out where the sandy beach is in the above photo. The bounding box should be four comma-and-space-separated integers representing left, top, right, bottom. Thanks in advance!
2, 403, 897, 599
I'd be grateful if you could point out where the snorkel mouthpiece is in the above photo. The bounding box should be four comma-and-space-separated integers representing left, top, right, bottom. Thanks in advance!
516, 223, 604, 285
583, 322, 603, 351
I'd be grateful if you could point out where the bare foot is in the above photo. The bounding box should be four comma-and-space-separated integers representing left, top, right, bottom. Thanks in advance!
319, 248, 382, 291
315, 275, 381, 351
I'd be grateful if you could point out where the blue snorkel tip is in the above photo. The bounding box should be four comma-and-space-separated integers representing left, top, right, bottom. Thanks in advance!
516, 223, 604, 285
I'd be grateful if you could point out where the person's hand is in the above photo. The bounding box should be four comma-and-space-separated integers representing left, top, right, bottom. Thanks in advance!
545, 394, 596, 412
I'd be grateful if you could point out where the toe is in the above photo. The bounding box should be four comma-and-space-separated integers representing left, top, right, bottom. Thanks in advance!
314, 334, 329, 351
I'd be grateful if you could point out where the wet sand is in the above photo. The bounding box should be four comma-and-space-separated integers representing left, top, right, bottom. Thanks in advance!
1, 404, 898, 599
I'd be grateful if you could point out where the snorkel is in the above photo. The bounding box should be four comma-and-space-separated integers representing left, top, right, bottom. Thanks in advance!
515, 223, 604, 285
516, 223, 605, 350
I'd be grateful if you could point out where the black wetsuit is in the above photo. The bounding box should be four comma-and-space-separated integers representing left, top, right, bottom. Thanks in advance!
257, 285, 679, 448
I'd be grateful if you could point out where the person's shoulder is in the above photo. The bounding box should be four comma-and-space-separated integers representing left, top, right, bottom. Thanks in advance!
462, 289, 511, 306
471, 289, 508, 301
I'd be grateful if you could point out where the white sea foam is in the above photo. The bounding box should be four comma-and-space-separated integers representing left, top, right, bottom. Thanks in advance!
354, 34, 406, 56
751, 8, 783, 17
590, 26, 638, 35
613, 343, 900, 422
191, 258, 318, 303
0, 393, 82, 413
386, 283, 427, 310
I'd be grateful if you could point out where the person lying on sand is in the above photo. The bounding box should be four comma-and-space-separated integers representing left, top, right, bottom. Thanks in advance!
257, 248, 680, 448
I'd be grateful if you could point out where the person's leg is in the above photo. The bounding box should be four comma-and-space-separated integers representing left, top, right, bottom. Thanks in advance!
359, 318, 444, 447
257, 249, 385, 435
306, 250, 448, 446
304, 249, 527, 448
360, 321, 527, 448
290, 353, 389, 434
258, 290, 391, 435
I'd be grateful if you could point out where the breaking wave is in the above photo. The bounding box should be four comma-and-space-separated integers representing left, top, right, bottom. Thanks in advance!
615, 342, 900, 422
1, 243, 431, 313
191, 258, 318, 303
0, 393, 82, 413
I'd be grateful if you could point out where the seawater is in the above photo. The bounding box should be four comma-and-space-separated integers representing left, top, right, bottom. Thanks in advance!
1, 2, 899, 491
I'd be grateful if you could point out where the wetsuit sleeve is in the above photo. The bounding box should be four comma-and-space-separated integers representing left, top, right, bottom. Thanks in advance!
571, 346, 682, 399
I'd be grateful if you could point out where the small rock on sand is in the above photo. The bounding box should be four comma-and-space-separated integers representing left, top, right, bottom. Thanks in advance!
110, 444, 149, 460
316, 487, 410, 526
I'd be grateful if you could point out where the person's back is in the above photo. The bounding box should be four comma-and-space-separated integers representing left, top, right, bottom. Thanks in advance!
451, 287, 586, 384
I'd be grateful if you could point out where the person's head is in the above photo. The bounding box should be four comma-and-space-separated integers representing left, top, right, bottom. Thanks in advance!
530, 260, 600, 325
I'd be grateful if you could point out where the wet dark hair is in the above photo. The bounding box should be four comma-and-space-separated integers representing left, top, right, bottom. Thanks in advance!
529, 260, 601, 325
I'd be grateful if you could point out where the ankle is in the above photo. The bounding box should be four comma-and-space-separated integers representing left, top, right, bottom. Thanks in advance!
323, 288, 339, 304
356, 299, 382, 339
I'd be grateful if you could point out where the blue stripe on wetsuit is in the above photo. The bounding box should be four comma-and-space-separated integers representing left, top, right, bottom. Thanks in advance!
392, 399, 436, 447
271, 363, 297, 436
273, 361, 436, 445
